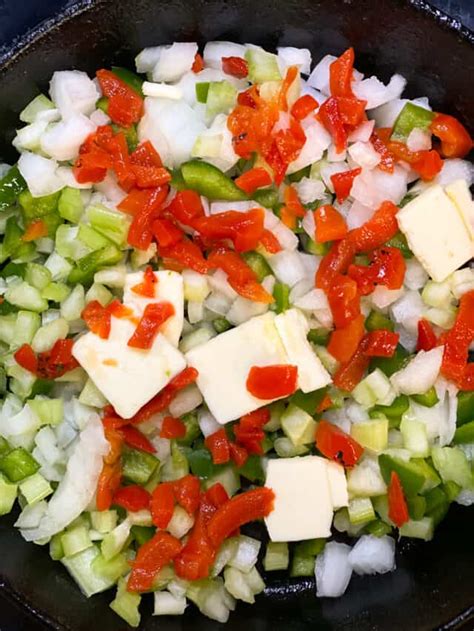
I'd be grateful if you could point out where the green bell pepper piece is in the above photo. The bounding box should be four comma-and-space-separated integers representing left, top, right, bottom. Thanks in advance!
271, 282, 290, 314
391, 102, 435, 142
180, 160, 248, 201
423, 486, 447, 513
2, 217, 23, 260
385, 232, 413, 259
68, 245, 122, 284
195, 82, 210, 103
122, 448, 159, 486
237, 454, 265, 483
411, 386, 439, 408
290, 387, 328, 416
111, 124, 139, 153
177, 412, 201, 447
18, 189, 60, 220
364, 519, 392, 537
0, 436, 11, 458
370, 345, 410, 377
365, 310, 395, 332
453, 420, 474, 444
287, 165, 311, 183
378, 454, 427, 496
307, 327, 330, 346
456, 391, 474, 426
0, 166, 27, 212
407, 495, 426, 521
242, 251, 272, 282
0, 447, 40, 482
131, 525, 155, 546
370, 394, 409, 429
187, 447, 214, 478
111, 66, 144, 95
252, 187, 279, 209
443, 480, 461, 502
213, 317, 232, 334
290, 539, 326, 577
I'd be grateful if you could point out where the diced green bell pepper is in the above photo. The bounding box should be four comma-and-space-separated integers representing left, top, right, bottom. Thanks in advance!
68, 245, 122, 285
0, 447, 40, 482
242, 251, 272, 282
365, 310, 395, 332
122, 448, 159, 486
187, 447, 214, 478
0, 166, 27, 212
290, 387, 328, 416
406, 495, 426, 521
370, 345, 410, 377
131, 525, 155, 546
180, 160, 248, 201
391, 102, 435, 142
364, 519, 392, 537
252, 187, 279, 210
453, 420, 474, 444
456, 391, 474, 426
177, 412, 201, 447
411, 386, 439, 408
111, 66, 144, 95
271, 282, 290, 314
195, 82, 210, 103
307, 327, 330, 346
378, 454, 427, 496
213, 317, 232, 334
237, 454, 265, 483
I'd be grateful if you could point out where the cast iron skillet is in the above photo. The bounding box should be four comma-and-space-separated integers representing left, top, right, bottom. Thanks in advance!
0, 1, 473, 629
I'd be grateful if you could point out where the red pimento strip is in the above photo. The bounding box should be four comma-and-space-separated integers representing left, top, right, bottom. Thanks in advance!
291, 94, 319, 120
314, 204, 348, 242
119, 425, 156, 454
331, 168, 361, 203
246, 365, 298, 399
173, 475, 201, 514
127, 531, 182, 592
113, 485, 151, 512
14, 344, 38, 374
160, 416, 187, 439
315, 419, 363, 467
127, 301, 175, 349
222, 56, 249, 79
388, 471, 409, 528
364, 330, 400, 357
192, 53, 204, 73
96, 69, 143, 128
417, 318, 438, 352
235, 167, 272, 194
329, 48, 355, 98
150, 482, 175, 529
96, 461, 122, 511
205, 428, 231, 465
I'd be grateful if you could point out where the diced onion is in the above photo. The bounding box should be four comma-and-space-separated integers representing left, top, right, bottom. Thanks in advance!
348, 535, 396, 575
315, 541, 353, 597
18, 152, 64, 197
353, 74, 406, 110
391, 346, 444, 395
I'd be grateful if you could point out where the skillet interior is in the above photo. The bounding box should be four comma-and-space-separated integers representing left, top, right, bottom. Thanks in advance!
0, 1, 473, 629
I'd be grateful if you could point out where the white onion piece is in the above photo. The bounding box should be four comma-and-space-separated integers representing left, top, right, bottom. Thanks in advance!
456, 489, 474, 506
348, 120, 375, 143
192, 113, 239, 173
49, 70, 99, 119
404, 259, 429, 291
307, 55, 337, 95
353, 74, 406, 110
142, 82, 183, 99
293, 178, 326, 205
203, 41, 247, 69
198, 409, 221, 436
391, 347, 444, 395
287, 119, 331, 174
300, 80, 326, 105
18, 152, 64, 197
277, 47, 311, 75
436, 378, 458, 447
152, 43, 198, 82
94, 172, 127, 204
315, 542, 353, 597
435, 159, 474, 188
350, 166, 408, 209
348, 141, 381, 170
369, 286, 404, 311
302, 209, 316, 239
346, 200, 374, 229
406, 128, 432, 152
169, 385, 203, 417
138, 97, 206, 168
136, 46, 165, 73
348, 535, 396, 575
89, 108, 110, 126
41, 114, 96, 161
294, 288, 329, 311
327, 146, 347, 163
20, 412, 108, 542
267, 250, 307, 287
390, 290, 425, 334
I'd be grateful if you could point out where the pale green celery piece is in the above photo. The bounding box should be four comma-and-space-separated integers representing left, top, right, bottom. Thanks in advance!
61, 545, 116, 597
245, 47, 281, 83
263, 542, 289, 571
58, 187, 84, 223
79, 378, 108, 408
61, 525, 93, 557
110, 578, 141, 628
19, 472, 53, 505
28, 397, 63, 426
351, 417, 389, 453
206, 81, 237, 120
25, 263, 52, 291
20, 94, 55, 123
348, 497, 375, 525
77, 224, 112, 251
0, 475, 18, 515
280, 403, 317, 446
90, 510, 118, 534
399, 516, 434, 541
204, 465, 240, 497
31, 317, 69, 353
41, 282, 71, 302
274, 436, 309, 458
5, 282, 48, 312
85, 283, 113, 306
86, 204, 130, 247
12, 311, 41, 347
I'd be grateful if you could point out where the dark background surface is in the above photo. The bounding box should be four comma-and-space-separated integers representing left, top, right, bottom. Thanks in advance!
0, 0, 473, 630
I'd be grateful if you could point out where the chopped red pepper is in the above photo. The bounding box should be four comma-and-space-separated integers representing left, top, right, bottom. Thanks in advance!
206, 487, 275, 548
150, 482, 175, 529
152, 218, 184, 248
160, 238, 209, 275
96, 461, 122, 511
81, 300, 112, 339
246, 365, 298, 399
14, 344, 38, 374
441, 290, 474, 383
235, 167, 272, 194
280, 185, 306, 229
318, 97, 347, 153
260, 229, 281, 254
119, 425, 156, 454
417, 318, 438, 352
131, 164, 171, 188
279, 66, 299, 112
96, 69, 143, 128
364, 329, 399, 357
430, 113, 473, 158
233, 408, 269, 455
194, 208, 265, 253
315, 419, 363, 467
348, 246, 406, 295
314, 204, 348, 242
173, 475, 201, 515
205, 428, 231, 465
371, 130, 395, 173
127, 186, 169, 250
315, 238, 356, 290
22, 219, 48, 242
459, 363, 474, 391
333, 334, 371, 391
348, 200, 399, 253
192, 53, 204, 73
222, 56, 249, 79
327, 274, 361, 329
35, 339, 79, 380
327, 314, 365, 363
387, 470, 409, 528
375, 129, 442, 181
127, 301, 175, 350
130, 140, 163, 167
160, 416, 187, 439
113, 485, 151, 512
103, 427, 123, 464
127, 531, 182, 592
336, 97, 367, 127
291, 94, 319, 120
331, 168, 361, 203
229, 442, 249, 467
411, 149, 443, 181
207, 248, 273, 303
329, 48, 355, 98
168, 190, 205, 225
206, 482, 230, 508
131, 265, 157, 298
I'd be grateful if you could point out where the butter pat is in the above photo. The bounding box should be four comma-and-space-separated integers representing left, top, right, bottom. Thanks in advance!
397, 184, 473, 282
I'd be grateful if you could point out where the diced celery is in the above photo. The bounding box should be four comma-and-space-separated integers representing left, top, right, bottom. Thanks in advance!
364, 519, 392, 537
90, 510, 118, 534
94, 265, 127, 288
25, 263, 52, 291
20, 94, 55, 123
78, 224, 112, 251
400, 417, 429, 457
49, 532, 64, 560
348, 497, 375, 525
101, 519, 132, 561
307, 327, 330, 346
347, 458, 388, 497
186, 577, 234, 623
62, 545, 116, 597
161, 442, 189, 481
290, 538, 326, 577
86, 204, 130, 247
31, 317, 69, 353
110, 578, 141, 628
206, 81, 237, 119
0, 475, 17, 515
41, 282, 71, 302
274, 436, 309, 458
60, 284, 85, 321
58, 187, 84, 223
399, 516, 434, 541
264, 401, 284, 431
353, 369, 396, 408
0, 447, 40, 482
19, 472, 52, 505
204, 464, 240, 497
44, 251, 73, 282
0, 314, 17, 345
153, 590, 187, 616
407, 494, 426, 521
12, 310, 41, 346
333, 507, 366, 536
280, 403, 317, 446
61, 525, 93, 557
85, 282, 113, 306
245, 48, 281, 83
223, 567, 256, 604
421, 279, 452, 308
264, 542, 289, 571
79, 378, 108, 408
68, 246, 122, 285
8, 364, 37, 399
227, 535, 261, 573
431, 446, 472, 488
314, 345, 339, 375
127, 509, 153, 527
91, 552, 129, 582
55, 225, 90, 261
130, 242, 157, 269
28, 397, 63, 426
5, 282, 48, 312
167, 505, 195, 539
351, 417, 389, 453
